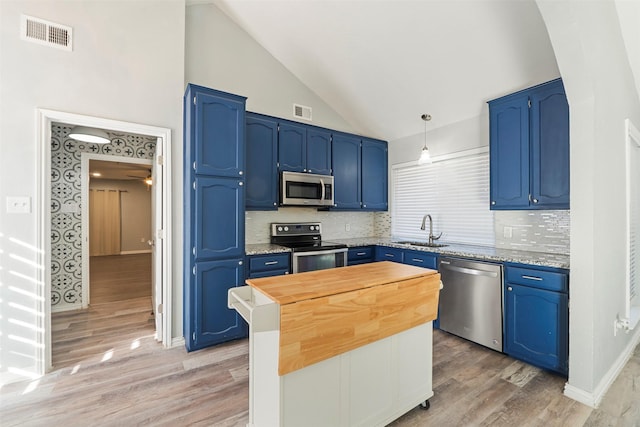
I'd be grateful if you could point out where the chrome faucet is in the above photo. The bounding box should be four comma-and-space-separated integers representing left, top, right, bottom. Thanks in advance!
420, 214, 443, 245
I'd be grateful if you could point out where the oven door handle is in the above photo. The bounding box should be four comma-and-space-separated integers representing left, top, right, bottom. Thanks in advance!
293, 248, 348, 257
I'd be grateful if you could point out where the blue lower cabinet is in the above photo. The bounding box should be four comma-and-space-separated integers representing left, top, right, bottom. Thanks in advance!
347, 246, 374, 265
247, 253, 291, 278
504, 283, 568, 375
185, 258, 247, 351
374, 246, 404, 263
403, 250, 438, 270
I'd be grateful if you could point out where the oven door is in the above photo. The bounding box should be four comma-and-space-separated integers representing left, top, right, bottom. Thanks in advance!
292, 248, 348, 273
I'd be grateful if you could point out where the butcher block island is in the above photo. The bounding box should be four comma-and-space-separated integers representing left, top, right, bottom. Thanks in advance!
228, 261, 441, 427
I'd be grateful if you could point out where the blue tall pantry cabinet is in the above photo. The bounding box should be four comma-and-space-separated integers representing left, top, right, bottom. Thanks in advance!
183, 84, 247, 351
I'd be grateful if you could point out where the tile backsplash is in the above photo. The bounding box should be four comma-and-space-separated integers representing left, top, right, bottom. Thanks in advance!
493, 210, 570, 254
246, 208, 377, 243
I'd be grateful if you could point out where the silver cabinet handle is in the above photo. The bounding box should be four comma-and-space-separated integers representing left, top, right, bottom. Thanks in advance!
356, 252, 366, 256
508, 286, 512, 291
385, 254, 394, 257
264, 261, 278, 266
412, 258, 424, 263
491, 201, 496, 205
522, 275, 543, 281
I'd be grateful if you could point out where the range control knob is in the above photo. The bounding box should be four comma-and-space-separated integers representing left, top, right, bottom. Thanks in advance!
310, 225, 315, 230
284, 226, 289, 231
277, 226, 283, 232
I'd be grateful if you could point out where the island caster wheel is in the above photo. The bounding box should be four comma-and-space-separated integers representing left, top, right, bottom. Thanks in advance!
419, 400, 430, 410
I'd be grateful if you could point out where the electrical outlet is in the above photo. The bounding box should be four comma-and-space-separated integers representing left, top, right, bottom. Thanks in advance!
503, 226, 513, 239
345, 223, 351, 232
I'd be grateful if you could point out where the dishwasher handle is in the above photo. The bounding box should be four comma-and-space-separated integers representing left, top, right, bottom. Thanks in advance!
439, 261, 499, 278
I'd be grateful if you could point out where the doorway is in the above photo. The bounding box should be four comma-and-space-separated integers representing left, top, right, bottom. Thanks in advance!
37, 109, 172, 375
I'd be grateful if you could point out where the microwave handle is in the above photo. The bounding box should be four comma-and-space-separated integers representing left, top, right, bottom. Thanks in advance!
320, 178, 326, 201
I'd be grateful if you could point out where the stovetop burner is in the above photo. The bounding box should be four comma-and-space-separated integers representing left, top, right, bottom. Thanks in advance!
270, 222, 347, 252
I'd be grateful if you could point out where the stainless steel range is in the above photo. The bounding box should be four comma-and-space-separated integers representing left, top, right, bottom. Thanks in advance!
271, 222, 348, 273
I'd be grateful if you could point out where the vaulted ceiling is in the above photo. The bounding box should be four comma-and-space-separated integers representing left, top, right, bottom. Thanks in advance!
213, 0, 560, 140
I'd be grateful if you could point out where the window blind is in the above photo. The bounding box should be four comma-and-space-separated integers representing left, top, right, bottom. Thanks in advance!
392, 150, 495, 246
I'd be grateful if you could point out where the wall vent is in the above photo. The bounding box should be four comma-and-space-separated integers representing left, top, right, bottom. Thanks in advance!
21, 15, 73, 51
293, 104, 312, 121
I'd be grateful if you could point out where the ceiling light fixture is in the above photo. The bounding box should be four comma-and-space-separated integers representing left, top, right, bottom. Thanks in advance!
144, 175, 153, 186
418, 114, 432, 165
68, 126, 111, 144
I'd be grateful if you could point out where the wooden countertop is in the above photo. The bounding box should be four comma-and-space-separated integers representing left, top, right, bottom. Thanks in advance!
245, 261, 438, 305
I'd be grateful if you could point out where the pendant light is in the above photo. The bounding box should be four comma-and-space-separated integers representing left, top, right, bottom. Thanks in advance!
68, 126, 111, 144
418, 114, 432, 165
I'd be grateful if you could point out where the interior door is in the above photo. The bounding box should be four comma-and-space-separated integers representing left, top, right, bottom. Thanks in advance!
151, 138, 163, 341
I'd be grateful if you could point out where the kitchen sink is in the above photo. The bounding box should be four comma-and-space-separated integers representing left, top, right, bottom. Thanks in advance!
395, 241, 449, 248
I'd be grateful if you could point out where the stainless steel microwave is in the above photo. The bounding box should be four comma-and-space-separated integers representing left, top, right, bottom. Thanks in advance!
280, 171, 334, 207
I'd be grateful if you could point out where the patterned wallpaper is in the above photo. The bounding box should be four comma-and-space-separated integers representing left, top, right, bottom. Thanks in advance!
50, 123, 156, 311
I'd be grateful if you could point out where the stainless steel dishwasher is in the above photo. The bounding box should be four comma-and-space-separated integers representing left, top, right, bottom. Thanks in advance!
437, 257, 504, 352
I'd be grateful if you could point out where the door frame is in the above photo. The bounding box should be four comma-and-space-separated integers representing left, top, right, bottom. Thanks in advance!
81, 154, 153, 308
36, 109, 173, 374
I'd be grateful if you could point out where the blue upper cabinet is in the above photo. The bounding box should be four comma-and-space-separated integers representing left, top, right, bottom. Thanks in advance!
246, 113, 278, 210
278, 122, 306, 172
361, 138, 388, 211
530, 81, 570, 208
332, 133, 362, 209
192, 87, 246, 178
278, 121, 332, 174
332, 134, 388, 211
306, 128, 332, 175
489, 95, 530, 208
488, 78, 569, 210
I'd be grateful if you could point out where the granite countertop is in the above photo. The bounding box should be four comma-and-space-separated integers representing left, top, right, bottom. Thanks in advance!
245, 243, 291, 256
245, 237, 570, 269
330, 237, 570, 270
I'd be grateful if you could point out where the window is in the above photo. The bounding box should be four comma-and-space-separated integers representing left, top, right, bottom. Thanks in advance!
392, 148, 494, 246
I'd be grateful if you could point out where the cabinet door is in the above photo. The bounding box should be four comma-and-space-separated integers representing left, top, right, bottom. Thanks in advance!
193, 177, 244, 261
279, 122, 307, 172
186, 259, 247, 351
193, 90, 245, 178
306, 128, 332, 175
489, 95, 530, 209
530, 81, 570, 209
504, 284, 568, 374
361, 138, 388, 211
348, 246, 374, 266
332, 134, 361, 209
246, 115, 278, 210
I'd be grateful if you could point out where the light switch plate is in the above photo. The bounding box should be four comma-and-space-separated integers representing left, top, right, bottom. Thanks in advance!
6, 196, 31, 213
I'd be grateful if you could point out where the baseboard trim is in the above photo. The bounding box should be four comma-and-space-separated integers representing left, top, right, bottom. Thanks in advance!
51, 303, 83, 313
564, 326, 640, 408
119, 250, 152, 255
171, 336, 185, 348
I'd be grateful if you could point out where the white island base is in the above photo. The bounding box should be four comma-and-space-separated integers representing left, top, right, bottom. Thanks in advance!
229, 285, 434, 427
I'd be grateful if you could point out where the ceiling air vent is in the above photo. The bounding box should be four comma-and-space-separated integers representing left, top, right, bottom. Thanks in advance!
21, 15, 73, 51
293, 104, 312, 121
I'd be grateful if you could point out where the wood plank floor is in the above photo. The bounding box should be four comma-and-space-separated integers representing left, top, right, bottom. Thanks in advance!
90, 254, 151, 304
3, 271, 639, 425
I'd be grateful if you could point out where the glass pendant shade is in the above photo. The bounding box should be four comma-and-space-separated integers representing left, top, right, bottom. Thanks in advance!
418, 146, 432, 164
68, 126, 111, 144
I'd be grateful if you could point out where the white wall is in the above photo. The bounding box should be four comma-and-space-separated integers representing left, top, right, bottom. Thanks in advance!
537, 0, 640, 404
0, 0, 185, 383
185, 3, 356, 134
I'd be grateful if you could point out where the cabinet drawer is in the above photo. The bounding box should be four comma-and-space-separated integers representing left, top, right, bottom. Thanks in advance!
248, 253, 291, 273
505, 266, 567, 293
249, 268, 289, 279
348, 247, 374, 261
403, 250, 438, 269
374, 246, 403, 262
